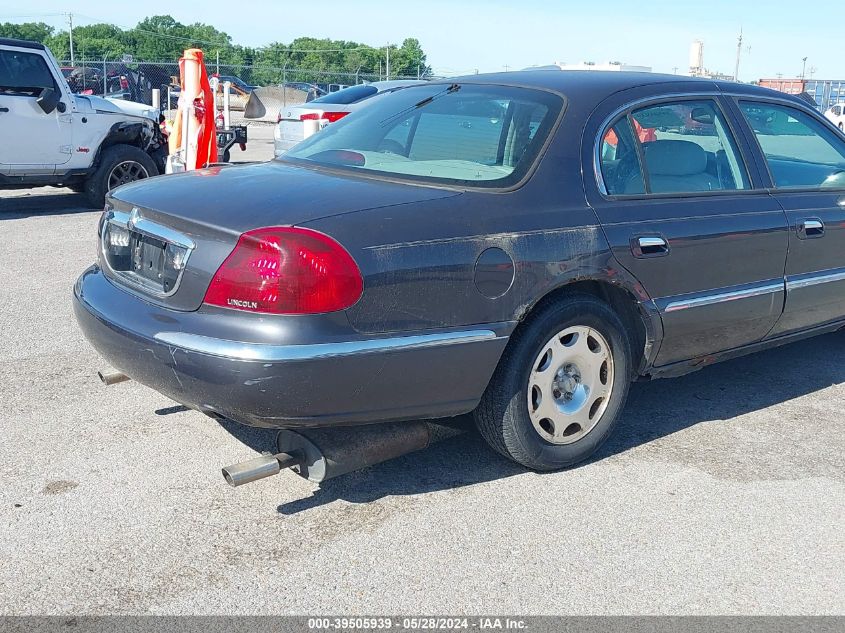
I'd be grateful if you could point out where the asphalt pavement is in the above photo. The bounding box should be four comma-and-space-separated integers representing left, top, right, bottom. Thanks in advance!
0, 125, 842, 614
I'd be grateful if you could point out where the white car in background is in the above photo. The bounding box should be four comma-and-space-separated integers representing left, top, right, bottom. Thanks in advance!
824, 103, 845, 130
274, 80, 426, 156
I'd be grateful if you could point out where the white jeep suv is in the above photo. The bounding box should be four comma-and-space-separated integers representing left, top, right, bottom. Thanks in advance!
0, 37, 166, 208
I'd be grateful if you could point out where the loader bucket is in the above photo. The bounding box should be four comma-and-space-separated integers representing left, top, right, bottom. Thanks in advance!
244, 86, 310, 122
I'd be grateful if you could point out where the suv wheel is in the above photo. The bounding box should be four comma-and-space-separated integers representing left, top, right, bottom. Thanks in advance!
85, 144, 158, 208
475, 293, 632, 471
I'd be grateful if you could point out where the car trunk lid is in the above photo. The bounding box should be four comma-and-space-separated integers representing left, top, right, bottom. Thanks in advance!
102, 161, 459, 311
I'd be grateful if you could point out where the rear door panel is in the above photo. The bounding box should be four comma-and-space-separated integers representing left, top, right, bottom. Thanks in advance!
584, 90, 789, 367
597, 195, 787, 365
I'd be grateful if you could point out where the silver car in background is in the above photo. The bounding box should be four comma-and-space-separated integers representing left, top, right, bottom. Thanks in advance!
273, 80, 426, 156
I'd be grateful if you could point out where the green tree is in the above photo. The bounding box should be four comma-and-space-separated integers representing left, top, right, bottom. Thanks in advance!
388, 38, 431, 78
61, 23, 127, 61
1, 17, 432, 86
0, 21, 54, 43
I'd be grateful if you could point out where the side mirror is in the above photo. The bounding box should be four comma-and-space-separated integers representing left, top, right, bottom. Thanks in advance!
36, 87, 61, 114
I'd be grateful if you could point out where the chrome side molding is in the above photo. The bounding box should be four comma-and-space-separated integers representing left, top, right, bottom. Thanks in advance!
786, 267, 845, 291
660, 266, 845, 314
663, 281, 783, 313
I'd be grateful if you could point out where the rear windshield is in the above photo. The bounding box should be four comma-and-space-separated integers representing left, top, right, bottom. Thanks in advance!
311, 85, 378, 105
284, 83, 563, 188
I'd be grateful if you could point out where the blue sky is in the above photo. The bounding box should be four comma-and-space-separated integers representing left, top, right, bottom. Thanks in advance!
1, 1, 834, 79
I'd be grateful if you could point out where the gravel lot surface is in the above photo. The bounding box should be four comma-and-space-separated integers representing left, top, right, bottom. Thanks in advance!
0, 126, 843, 614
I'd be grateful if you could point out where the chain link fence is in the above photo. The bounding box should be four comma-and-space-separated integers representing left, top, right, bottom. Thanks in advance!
60, 59, 424, 118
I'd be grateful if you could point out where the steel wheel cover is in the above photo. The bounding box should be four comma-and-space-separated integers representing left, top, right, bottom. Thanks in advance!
527, 325, 614, 445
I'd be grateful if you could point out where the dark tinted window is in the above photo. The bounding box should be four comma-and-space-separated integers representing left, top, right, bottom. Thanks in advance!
739, 101, 845, 189
0, 49, 56, 97
311, 85, 378, 105
286, 84, 562, 188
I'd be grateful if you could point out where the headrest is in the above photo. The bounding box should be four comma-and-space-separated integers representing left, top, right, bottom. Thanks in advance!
644, 140, 706, 176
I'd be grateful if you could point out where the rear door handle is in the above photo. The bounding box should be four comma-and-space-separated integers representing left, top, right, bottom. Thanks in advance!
0, 107, 9, 113
798, 218, 824, 239
632, 235, 670, 258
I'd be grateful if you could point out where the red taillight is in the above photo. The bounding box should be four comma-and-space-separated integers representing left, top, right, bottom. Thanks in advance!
203, 227, 363, 314
300, 111, 349, 123
322, 111, 349, 123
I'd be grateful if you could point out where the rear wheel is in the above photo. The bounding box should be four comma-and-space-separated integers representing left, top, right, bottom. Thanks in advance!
475, 294, 632, 470
85, 144, 157, 208
838, 122, 843, 131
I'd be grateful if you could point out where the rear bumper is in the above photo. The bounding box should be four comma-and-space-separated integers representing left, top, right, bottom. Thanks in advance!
73, 266, 511, 428
273, 123, 303, 156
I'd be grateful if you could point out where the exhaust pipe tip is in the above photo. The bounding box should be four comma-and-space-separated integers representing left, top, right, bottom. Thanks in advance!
98, 370, 130, 386
222, 452, 300, 487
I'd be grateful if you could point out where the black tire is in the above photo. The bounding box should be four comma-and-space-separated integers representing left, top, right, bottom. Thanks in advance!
222, 149, 231, 163
839, 123, 843, 132
85, 144, 158, 209
475, 293, 633, 471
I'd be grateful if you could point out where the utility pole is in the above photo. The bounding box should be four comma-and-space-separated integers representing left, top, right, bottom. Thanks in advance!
801, 56, 808, 80
216, 51, 220, 76
66, 13, 75, 67
734, 27, 742, 82
672, 66, 678, 75
385, 43, 390, 81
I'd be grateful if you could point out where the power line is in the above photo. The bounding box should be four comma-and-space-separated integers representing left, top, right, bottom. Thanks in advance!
0, 13, 65, 19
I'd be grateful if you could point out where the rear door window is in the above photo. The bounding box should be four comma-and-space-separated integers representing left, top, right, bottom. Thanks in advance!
0, 49, 56, 97
739, 101, 845, 189
631, 100, 750, 194
599, 99, 750, 195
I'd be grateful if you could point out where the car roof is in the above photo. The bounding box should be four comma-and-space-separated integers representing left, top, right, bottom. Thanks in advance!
364, 80, 428, 92
0, 37, 47, 51
445, 70, 803, 104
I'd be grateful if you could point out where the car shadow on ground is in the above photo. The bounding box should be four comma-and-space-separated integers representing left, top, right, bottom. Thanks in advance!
0, 190, 95, 219
217, 330, 845, 514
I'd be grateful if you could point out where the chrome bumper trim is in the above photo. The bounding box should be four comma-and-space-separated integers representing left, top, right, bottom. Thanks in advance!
153, 329, 503, 362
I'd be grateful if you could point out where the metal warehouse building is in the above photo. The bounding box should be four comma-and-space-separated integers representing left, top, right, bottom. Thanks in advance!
759, 78, 845, 111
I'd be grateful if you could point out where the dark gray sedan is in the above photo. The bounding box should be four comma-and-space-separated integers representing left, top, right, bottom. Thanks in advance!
74, 71, 845, 470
